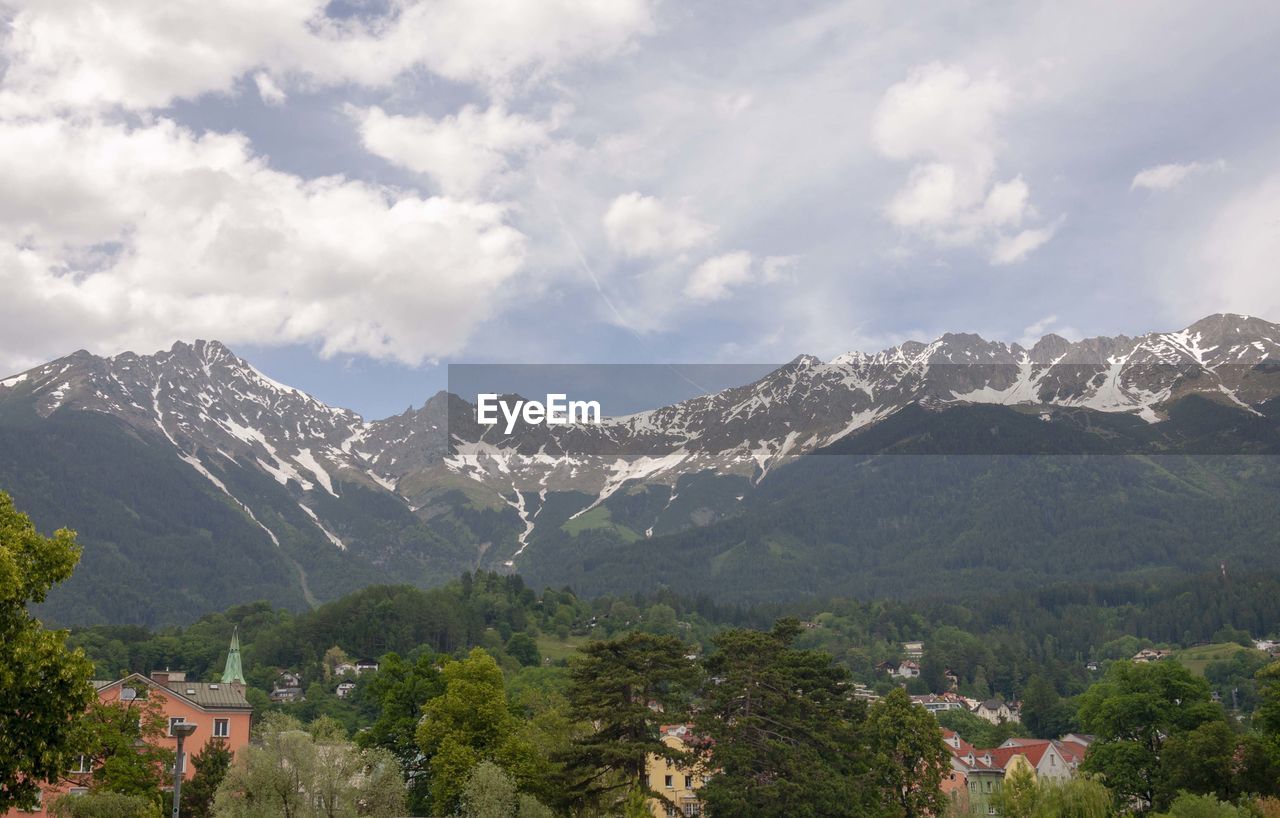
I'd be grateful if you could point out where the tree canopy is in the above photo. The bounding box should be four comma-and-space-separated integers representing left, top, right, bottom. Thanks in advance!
0, 490, 95, 811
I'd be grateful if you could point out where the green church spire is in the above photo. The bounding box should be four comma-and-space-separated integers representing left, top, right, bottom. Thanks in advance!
222, 626, 246, 685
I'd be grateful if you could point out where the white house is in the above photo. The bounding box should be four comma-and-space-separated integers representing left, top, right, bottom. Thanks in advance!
972, 699, 1014, 724
997, 738, 1076, 780
894, 660, 921, 679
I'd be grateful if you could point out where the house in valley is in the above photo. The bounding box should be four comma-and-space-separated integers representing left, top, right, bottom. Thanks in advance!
645, 724, 709, 817
4, 632, 252, 818
972, 698, 1015, 724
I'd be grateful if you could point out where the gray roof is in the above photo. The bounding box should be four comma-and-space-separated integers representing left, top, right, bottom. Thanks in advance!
96, 673, 252, 711
162, 680, 252, 710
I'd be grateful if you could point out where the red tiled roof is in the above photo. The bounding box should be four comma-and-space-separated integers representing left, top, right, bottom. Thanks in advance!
1054, 740, 1088, 765
986, 743, 1048, 769
940, 730, 1000, 771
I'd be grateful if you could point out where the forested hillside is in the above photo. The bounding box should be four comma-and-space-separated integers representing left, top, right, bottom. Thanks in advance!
68, 568, 1280, 718
527, 400, 1280, 602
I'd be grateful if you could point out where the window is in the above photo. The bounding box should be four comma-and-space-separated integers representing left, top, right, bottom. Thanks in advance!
214, 718, 230, 738
664, 774, 673, 788
70, 754, 90, 773
684, 775, 694, 789
168, 716, 186, 736
682, 803, 702, 816
70, 788, 88, 797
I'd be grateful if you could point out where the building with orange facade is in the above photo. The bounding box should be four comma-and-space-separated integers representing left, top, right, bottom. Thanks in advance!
8, 631, 252, 817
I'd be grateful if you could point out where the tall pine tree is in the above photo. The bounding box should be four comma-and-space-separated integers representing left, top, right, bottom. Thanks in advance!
695, 619, 877, 818
559, 631, 700, 813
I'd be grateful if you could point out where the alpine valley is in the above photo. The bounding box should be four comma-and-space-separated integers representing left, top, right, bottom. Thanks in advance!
3, 313, 1279, 625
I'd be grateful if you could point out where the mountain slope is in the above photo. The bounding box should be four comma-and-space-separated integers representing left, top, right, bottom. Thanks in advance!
2, 314, 1278, 623
522, 397, 1280, 602
0, 343, 492, 624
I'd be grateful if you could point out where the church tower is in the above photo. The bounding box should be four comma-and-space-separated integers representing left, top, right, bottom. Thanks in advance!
222, 626, 246, 688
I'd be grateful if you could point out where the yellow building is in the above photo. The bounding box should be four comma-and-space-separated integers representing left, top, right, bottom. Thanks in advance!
645, 725, 708, 817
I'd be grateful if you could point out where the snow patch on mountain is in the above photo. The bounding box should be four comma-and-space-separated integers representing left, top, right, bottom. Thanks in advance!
294, 448, 337, 497
298, 503, 345, 550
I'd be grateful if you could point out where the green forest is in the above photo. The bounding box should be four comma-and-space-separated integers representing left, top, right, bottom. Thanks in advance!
6, 479, 1280, 817
54, 564, 1280, 816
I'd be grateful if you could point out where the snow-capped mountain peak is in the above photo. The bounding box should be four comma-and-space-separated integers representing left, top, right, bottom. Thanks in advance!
2, 314, 1277, 567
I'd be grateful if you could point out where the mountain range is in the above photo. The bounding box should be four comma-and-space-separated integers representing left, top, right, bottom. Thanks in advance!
3, 313, 1278, 625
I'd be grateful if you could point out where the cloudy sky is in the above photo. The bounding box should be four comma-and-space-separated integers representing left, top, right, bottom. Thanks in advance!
2, 0, 1278, 417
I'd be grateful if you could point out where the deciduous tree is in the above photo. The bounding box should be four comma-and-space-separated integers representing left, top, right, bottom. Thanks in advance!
865, 688, 949, 818
415, 649, 545, 816
73, 696, 173, 804
48, 791, 161, 818
214, 714, 404, 818
0, 491, 95, 811
1078, 661, 1225, 813
1153, 792, 1253, 818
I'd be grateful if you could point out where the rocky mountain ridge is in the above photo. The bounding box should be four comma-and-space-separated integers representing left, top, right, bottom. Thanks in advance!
2, 313, 1278, 623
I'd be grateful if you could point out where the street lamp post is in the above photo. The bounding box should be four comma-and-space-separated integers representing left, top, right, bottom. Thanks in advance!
170, 723, 198, 818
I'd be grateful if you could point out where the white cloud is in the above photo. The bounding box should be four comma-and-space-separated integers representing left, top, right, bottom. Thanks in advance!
352, 104, 556, 197
253, 72, 287, 105
872, 63, 1055, 262
980, 177, 1031, 228
713, 92, 754, 118
0, 0, 656, 113
685, 251, 755, 301
0, 0, 659, 371
1017, 315, 1080, 348
991, 224, 1059, 265
0, 117, 526, 370
1191, 173, 1280, 319
872, 62, 1010, 170
602, 193, 716, 259
762, 255, 798, 283
1131, 159, 1226, 192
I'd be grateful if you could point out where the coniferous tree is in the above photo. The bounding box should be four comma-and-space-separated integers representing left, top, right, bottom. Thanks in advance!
357, 650, 444, 812
696, 620, 876, 818
560, 631, 700, 814
1020, 674, 1073, 739
178, 740, 232, 818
